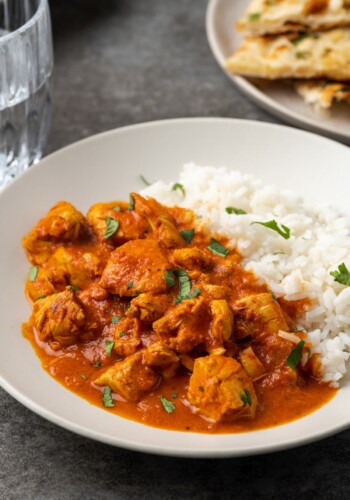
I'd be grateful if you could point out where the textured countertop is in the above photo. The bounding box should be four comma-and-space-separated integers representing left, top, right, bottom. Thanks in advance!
1, 1, 349, 498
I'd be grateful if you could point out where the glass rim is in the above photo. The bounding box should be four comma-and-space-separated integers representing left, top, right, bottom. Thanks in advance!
0, 0, 48, 44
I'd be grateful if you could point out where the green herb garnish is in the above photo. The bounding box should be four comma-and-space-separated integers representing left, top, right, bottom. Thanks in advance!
127, 281, 133, 289
111, 315, 120, 324
248, 12, 261, 21
164, 270, 176, 288
67, 285, 80, 292
171, 393, 178, 399
119, 331, 127, 338
207, 238, 229, 257
140, 175, 151, 186
286, 340, 305, 370
93, 360, 102, 368
28, 266, 38, 282
113, 206, 121, 212
105, 340, 115, 356
174, 269, 191, 303
225, 207, 247, 215
291, 33, 308, 46
330, 263, 350, 286
35, 294, 47, 301
295, 50, 310, 59
240, 388, 252, 406
252, 219, 291, 239
172, 182, 185, 197
102, 386, 114, 407
160, 396, 175, 414
80, 374, 88, 380
103, 217, 119, 239
180, 229, 194, 244
128, 194, 135, 211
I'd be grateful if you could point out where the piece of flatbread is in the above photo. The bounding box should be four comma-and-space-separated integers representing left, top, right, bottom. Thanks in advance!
237, 0, 350, 36
295, 80, 350, 108
226, 28, 350, 80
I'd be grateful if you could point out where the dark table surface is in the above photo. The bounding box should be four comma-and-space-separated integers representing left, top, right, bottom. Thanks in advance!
1, 1, 350, 498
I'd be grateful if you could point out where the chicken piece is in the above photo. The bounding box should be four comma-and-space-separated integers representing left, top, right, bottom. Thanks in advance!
202, 284, 230, 300
46, 247, 104, 289
233, 293, 296, 370
87, 201, 149, 243
171, 248, 213, 271
240, 347, 266, 381
100, 239, 170, 296
32, 290, 85, 345
180, 353, 194, 372
25, 266, 67, 302
126, 293, 172, 323
187, 355, 257, 422
153, 298, 208, 353
95, 352, 159, 402
143, 341, 179, 366
77, 284, 117, 332
133, 193, 184, 248
234, 293, 288, 339
22, 201, 87, 264
210, 300, 233, 343
113, 317, 142, 357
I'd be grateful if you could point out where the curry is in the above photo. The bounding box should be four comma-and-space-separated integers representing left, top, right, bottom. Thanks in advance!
22, 194, 336, 433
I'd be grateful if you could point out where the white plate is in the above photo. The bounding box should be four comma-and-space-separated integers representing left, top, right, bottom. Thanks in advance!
1, 118, 350, 458
206, 0, 350, 145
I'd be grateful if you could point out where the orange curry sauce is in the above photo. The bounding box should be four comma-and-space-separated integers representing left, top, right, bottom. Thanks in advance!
22, 196, 336, 434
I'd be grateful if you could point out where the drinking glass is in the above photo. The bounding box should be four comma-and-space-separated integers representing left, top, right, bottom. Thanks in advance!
0, 0, 53, 187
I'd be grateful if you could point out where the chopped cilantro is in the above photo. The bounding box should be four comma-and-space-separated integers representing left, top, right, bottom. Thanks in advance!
286, 340, 305, 370
127, 281, 133, 289
252, 219, 291, 239
113, 206, 121, 212
119, 331, 127, 338
248, 12, 261, 21
93, 360, 102, 368
330, 263, 350, 286
111, 315, 120, 324
207, 238, 229, 257
225, 207, 247, 215
164, 270, 176, 288
171, 393, 178, 399
160, 396, 175, 414
80, 374, 88, 380
67, 285, 80, 292
105, 339, 115, 356
103, 217, 119, 239
127, 194, 135, 211
35, 294, 47, 301
28, 266, 38, 282
240, 388, 252, 406
295, 50, 310, 59
140, 175, 151, 186
172, 182, 185, 197
291, 33, 308, 46
179, 229, 194, 244
102, 386, 114, 407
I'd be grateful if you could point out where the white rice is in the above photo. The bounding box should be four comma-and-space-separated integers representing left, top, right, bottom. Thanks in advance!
141, 163, 350, 386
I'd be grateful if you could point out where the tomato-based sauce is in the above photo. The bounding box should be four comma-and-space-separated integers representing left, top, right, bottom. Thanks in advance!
22, 196, 337, 433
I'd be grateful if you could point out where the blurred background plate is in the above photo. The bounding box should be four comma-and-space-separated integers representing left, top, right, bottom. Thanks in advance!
206, 0, 350, 145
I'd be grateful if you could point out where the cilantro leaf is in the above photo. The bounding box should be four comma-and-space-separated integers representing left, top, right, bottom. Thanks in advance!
248, 12, 260, 21
252, 219, 291, 239
93, 360, 102, 368
291, 33, 308, 46
207, 238, 229, 257
179, 229, 194, 244
164, 270, 176, 288
105, 340, 115, 356
113, 206, 121, 212
172, 183, 185, 197
160, 396, 175, 414
127, 194, 135, 211
102, 386, 115, 407
330, 263, 350, 286
225, 207, 247, 215
111, 315, 120, 324
127, 281, 133, 289
240, 388, 252, 406
67, 285, 80, 292
140, 175, 151, 186
80, 374, 88, 380
103, 217, 119, 239
119, 331, 126, 337
28, 266, 38, 282
286, 340, 305, 370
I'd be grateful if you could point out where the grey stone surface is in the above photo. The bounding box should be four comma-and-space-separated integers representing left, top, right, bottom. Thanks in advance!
1, 0, 350, 498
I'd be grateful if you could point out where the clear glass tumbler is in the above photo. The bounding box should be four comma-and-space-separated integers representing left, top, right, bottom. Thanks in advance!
0, 0, 53, 187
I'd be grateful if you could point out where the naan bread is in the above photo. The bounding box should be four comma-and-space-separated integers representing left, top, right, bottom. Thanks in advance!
295, 80, 350, 108
237, 0, 350, 36
226, 28, 350, 80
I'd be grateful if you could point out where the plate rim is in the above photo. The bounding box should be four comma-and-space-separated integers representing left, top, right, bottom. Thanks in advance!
2, 117, 350, 458
205, 0, 350, 145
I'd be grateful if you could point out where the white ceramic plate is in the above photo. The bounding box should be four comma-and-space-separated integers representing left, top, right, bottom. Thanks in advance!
1, 118, 350, 458
206, 0, 350, 145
